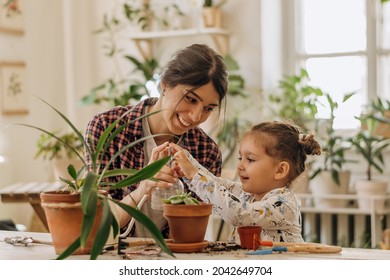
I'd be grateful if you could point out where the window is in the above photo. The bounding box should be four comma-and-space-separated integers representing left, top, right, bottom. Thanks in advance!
289, 0, 390, 129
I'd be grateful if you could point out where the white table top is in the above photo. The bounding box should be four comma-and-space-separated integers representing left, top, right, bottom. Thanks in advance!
1, 230, 390, 260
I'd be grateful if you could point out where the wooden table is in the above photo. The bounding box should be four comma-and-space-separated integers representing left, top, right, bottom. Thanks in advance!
0, 182, 62, 230
1, 230, 390, 260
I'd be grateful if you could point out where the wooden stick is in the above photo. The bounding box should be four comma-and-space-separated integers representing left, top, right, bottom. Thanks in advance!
126, 238, 156, 247
272, 244, 342, 253
260, 240, 325, 247
259, 240, 342, 253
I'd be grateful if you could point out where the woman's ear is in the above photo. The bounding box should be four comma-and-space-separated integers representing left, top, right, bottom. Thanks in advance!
274, 161, 290, 180
160, 82, 167, 92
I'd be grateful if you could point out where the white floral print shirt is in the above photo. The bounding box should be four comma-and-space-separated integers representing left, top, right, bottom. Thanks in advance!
184, 152, 304, 243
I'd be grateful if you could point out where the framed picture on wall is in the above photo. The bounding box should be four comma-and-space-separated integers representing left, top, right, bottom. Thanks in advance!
0, 61, 28, 115
0, 0, 24, 35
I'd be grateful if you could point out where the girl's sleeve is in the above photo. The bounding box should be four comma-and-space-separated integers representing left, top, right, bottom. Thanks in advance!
183, 150, 298, 229
189, 169, 298, 230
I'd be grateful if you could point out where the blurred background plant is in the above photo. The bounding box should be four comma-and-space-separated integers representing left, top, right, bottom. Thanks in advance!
35, 131, 84, 161
268, 68, 324, 133
79, 1, 189, 108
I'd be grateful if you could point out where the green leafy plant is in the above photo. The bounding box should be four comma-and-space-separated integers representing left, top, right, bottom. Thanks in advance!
269, 68, 324, 132
360, 97, 390, 137
213, 54, 252, 166
11, 96, 173, 259
79, 1, 161, 108
224, 54, 250, 98
122, 1, 153, 31
163, 192, 200, 205
122, 1, 186, 31
310, 92, 355, 185
79, 55, 159, 107
34, 131, 84, 161
348, 116, 390, 181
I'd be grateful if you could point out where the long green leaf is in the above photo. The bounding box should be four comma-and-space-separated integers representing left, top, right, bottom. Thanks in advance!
32, 95, 93, 163
95, 109, 164, 171
112, 199, 174, 257
80, 172, 98, 248
90, 198, 113, 260
112, 156, 170, 188
56, 237, 81, 260
99, 134, 174, 181
8, 124, 86, 166
80, 172, 98, 214
103, 168, 138, 177
97, 134, 173, 185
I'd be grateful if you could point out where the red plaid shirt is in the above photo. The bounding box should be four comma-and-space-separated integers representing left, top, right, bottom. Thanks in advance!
85, 98, 222, 200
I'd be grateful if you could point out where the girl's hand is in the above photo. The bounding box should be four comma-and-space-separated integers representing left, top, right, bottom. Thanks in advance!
173, 150, 198, 180
168, 142, 184, 155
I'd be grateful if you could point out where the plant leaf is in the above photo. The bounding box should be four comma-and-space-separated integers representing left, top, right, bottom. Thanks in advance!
56, 237, 81, 260
90, 197, 113, 260
112, 157, 170, 188
113, 199, 174, 257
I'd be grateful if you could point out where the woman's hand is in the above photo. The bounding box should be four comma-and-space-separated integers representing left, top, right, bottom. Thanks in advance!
142, 142, 179, 195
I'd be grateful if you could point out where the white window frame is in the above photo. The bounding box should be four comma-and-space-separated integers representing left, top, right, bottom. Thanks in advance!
283, 0, 390, 130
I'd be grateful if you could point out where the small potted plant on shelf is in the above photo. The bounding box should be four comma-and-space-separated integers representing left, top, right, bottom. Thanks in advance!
202, 0, 227, 28
12, 96, 173, 260
309, 92, 355, 208
348, 114, 390, 211
35, 130, 84, 180
162, 192, 212, 252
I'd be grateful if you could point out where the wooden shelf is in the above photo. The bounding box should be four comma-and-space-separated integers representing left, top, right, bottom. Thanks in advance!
129, 28, 230, 59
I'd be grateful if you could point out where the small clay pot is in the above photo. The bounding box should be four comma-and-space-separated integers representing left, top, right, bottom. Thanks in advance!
237, 226, 262, 250
163, 203, 212, 244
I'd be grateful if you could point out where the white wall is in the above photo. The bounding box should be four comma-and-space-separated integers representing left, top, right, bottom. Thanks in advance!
0, 0, 268, 229
0, 0, 68, 226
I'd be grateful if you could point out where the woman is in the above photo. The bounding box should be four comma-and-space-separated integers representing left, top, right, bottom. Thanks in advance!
85, 44, 228, 237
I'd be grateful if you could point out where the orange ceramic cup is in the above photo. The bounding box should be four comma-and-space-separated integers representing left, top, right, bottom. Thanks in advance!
237, 226, 262, 250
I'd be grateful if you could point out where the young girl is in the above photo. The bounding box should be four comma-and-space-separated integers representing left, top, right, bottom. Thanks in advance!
169, 121, 321, 242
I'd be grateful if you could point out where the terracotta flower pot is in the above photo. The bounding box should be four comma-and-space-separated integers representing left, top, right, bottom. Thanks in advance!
40, 191, 103, 255
163, 203, 212, 243
202, 7, 222, 28
237, 226, 262, 249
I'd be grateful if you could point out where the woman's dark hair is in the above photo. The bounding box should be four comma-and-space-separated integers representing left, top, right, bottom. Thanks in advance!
245, 121, 322, 184
159, 44, 228, 108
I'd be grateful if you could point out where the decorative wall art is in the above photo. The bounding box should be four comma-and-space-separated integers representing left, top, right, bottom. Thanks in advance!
0, 0, 24, 35
0, 61, 28, 115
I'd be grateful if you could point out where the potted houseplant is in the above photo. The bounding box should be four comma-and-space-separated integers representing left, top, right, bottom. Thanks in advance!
360, 97, 390, 138
162, 192, 212, 252
202, 0, 227, 28
12, 96, 173, 259
309, 93, 355, 208
268, 68, 323, 133
35, 130, 84, 180
348, 115, 390, 211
